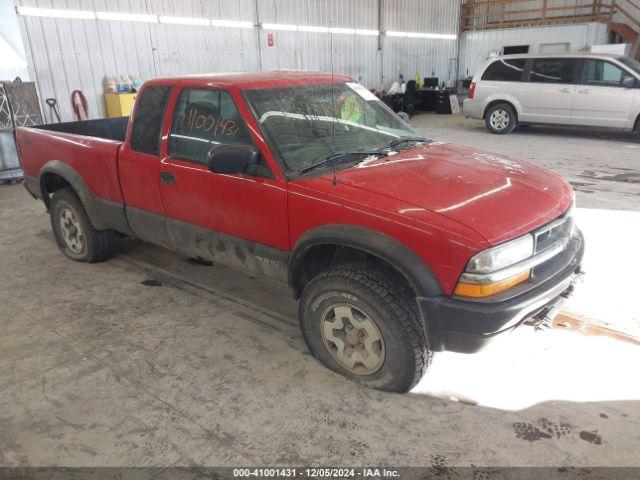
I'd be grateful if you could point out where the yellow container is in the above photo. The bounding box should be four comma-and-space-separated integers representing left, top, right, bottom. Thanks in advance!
104, 92, 137, 118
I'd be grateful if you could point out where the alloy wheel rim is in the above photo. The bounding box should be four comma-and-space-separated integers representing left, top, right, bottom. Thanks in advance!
59, 207, 85, 254
490, 109, 510, 131
320, 303, 385, 375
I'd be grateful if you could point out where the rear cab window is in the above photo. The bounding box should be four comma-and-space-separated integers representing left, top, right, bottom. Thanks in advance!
529, 58, 577, 83
129, 85, 173, 155
168, 88, 272, 177
481, 58, 527, 81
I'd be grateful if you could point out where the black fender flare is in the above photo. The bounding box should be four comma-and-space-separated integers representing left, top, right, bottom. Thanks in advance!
288, 224, 442, 299
38, 160, 108, 230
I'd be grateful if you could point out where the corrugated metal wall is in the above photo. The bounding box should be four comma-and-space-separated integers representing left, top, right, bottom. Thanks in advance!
459, 22, 608, 78
257, 0, 382, 87
19, 0, 617, 122
382, 0, 460, 87
16, 0, 462, 122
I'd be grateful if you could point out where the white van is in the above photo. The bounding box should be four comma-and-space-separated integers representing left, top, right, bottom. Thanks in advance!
463, 53, 640, 135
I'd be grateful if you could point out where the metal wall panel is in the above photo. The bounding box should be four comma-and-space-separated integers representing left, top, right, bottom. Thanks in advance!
259, 0, 461, 88
257, 0, 383, 87
18, 0, 156, 121
380, 0, 460, 87
17, 0, 461, 121
459, 22, 608, 78
382, 37, 458, 87
383, 0, 459, 33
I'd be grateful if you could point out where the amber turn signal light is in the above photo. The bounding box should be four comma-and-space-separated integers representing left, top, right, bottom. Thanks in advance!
454, 270, 530, 298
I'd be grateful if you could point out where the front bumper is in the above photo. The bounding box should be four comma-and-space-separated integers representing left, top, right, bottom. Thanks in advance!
419, 228, 585, 353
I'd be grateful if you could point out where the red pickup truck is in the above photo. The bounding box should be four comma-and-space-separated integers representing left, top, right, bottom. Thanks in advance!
17, 72, 584, 392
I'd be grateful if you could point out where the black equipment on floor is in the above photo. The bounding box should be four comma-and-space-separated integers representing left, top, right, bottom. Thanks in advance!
402, 80, 417, 116
435, 90, 452, 114
423, 77, 439, 89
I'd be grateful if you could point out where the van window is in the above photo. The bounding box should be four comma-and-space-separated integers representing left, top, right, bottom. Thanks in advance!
581, 59, 632, 87
169, 88, 254, 165
481, 59, 527, 81
529, 58, 577, 84
130, 85, 173, 155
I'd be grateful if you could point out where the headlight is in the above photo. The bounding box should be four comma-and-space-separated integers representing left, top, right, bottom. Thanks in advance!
466, 234, 534, 273
455, 234, 534, 298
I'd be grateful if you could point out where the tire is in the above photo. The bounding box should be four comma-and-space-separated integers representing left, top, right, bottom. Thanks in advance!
50, 187, 120, 263
299, 262, 431, 393
485, 103, 517, 134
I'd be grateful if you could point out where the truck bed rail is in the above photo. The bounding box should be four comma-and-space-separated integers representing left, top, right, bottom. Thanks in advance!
33, 117, 128, 143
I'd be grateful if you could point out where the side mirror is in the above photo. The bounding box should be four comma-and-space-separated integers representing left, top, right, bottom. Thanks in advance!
207, 144, 259, 175
622, 76, 638, 89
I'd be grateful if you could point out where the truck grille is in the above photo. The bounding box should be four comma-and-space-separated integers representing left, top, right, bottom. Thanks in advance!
533, 206, 574, 255
531, 205, 575, 279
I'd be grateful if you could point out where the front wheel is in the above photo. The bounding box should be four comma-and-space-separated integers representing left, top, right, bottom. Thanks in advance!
485, 103, 517, 134
299, 262, 431, 393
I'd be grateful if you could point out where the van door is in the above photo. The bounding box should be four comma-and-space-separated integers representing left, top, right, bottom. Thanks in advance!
518, 57, 578, 124
572, 59, 637, 129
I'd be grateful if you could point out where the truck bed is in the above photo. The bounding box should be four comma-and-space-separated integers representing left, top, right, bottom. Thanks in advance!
34, 117, 128, 142
16, 118, 127, 205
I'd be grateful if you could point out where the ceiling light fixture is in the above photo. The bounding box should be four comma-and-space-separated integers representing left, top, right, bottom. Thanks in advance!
261, 23, 298, 31
96, 12, 158, 23
387, 30, 456, 40
159, 16, 210, 26
210, 19, 254, 29
329, 27, 356, 35
355, 29, 380, 36
16, 6, 95, 20
298, 25, 329, 33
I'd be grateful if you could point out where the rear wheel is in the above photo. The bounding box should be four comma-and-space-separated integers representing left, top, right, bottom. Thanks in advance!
299, 262, 431, 393
50, 187, 120, 262
485, 103, 517, 134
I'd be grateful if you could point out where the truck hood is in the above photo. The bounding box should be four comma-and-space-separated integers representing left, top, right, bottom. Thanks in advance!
310, 142, 573, 244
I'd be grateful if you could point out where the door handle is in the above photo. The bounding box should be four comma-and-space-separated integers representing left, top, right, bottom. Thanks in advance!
577, 89, 590, 94
160, 172, 175, 185
559, 88, 572, 93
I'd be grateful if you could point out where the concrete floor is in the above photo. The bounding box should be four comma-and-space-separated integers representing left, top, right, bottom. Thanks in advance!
1, 114, 640, 468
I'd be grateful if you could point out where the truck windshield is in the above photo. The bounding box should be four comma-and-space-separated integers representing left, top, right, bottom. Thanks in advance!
243, 82, 419, 174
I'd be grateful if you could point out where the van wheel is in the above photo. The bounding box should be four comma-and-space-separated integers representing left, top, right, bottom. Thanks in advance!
299, 262, 431, 393
485, 103, 517, 134
50, 187, 120, 263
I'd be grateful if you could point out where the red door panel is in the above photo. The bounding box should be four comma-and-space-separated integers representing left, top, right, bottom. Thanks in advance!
159, 158, 289, 250
118, 147, 164, 215
157, 85, 289, 258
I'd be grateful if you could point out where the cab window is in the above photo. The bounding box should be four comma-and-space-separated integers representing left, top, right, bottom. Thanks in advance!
168, 88, 255, 165
130, 85, 173, 155
581, 59, 633, 87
